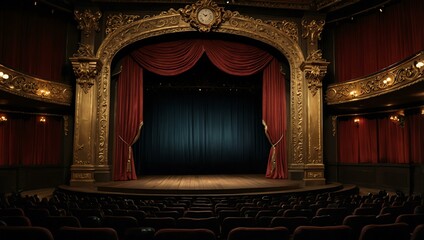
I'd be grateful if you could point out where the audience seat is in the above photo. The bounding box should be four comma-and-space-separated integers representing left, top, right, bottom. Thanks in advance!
227, 227, 290, 240
395, 213, 424, 233
358, 223, 410, 240
56, 226, 118, 240
154, 228, 216, 240
0, 226, 54, 240
293, 225, 353, 240
0, 216, 32, 226
269, 216, 309, 234
411, 224, 424, 240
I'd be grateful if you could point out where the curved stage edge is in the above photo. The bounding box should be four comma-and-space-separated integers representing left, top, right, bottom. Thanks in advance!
58, 174, 357, 197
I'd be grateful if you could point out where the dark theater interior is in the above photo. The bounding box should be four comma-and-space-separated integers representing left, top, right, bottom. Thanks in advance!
0, 0, 423, 239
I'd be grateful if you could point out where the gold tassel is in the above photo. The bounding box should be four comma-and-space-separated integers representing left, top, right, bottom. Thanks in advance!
126, 146, 132, 173
271, 145, 276, 173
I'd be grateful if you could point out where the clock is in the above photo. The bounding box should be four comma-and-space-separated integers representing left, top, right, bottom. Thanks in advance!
197, 8, 215, 25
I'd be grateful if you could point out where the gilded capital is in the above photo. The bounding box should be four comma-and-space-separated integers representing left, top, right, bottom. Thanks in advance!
74, 9, 102, 38
301, 50, 329, 96
302, 19, 325, 45
70, 45, 102, 94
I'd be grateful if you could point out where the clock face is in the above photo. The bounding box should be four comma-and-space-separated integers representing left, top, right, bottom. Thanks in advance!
197, 8, 214, 25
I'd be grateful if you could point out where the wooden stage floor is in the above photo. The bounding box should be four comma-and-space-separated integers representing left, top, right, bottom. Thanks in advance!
65, 174, 346, 197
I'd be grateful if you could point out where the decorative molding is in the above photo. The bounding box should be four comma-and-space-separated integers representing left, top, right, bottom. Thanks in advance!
0, 64, 72, 105
94, 1, 306, 178
326, 51, 424, 104
331, 115, 337, 137
63, 115, 69, 136
301, 19, 325, 44
70, 45, 102, 94
264, 20, 299, 42
306, 170, 324, 178
179, 0, 232, 32
301, 50, 329, 96
74, 9, 102, 38
106, 13, 141, 35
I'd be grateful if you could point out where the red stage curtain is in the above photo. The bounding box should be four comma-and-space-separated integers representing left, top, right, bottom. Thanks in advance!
334, 0, 424, 82
337, 117, 378, 164
0, 114, 62, 166
377, 118, 409, 164
21, 116, 63, 166
0, 4, 67, 81
0, 115, 23, 166
113, 56, 144, 180
408, 113, 424, 164
114, 39, 287, 180
262, 58, 287, 178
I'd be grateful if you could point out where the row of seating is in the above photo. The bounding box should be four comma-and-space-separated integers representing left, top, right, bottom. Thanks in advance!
1, 223, 423, 240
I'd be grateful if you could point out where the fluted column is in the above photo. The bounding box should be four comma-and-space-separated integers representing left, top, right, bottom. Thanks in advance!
299, 16, 329, 186
69, 8, 104, 186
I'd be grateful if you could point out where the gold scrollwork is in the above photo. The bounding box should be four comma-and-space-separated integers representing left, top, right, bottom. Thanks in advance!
302, 19, 325, 45
332, 115, 337, 137
265, 20, 299, 42
106, 13, 141, 35
72, 172, 91, 179
74, 9, 102, 38
306, 171, 324, 178
0, 64, 72, 105
326, 52, 424, 104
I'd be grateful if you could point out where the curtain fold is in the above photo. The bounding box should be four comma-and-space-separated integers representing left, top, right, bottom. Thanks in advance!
114, 56, 144, 180
262, 58, 287, 178
114, 39, 287, 180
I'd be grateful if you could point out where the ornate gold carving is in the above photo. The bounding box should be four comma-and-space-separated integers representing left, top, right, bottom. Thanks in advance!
264, 20, 298, 42
301, 50, 329, 96
179, 0, 232, 32
106, 13, 141, 35
326, 51, 424, 104
63, 116, 69, 136
72, 172, 92, 179
94, 3, 306, 177
306, 171, 324, 178
74, 9, 102, 38
302, 19, 325, 44
70, 46, 102, 94
0, 64, 72, 105
74, 43, 95, 58
332, 115, 337, 137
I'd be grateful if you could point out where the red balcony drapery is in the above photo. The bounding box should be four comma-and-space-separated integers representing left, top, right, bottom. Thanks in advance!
114, 39, 287, 180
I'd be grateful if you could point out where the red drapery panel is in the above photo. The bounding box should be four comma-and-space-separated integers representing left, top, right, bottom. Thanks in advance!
337, 114, 424, 164
114, 39, 287, 180
408, 114, 424, 164
0, 5, 68, 81
0, 115, 23, 166
21, 116, 63, 166
334, 0, 424, 82
377, 118, 409, 164
0, 114, 62, 166
337, 117, 378, 164
114, 56, 144, 180
262, 58, 287, 178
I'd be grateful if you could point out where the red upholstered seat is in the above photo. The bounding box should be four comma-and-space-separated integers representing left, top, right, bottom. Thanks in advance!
227, 227, 290, 240
0, 226, 54, 240
293, 225, 353, 240
358, 223, 410, 240
154, 228, 216, 240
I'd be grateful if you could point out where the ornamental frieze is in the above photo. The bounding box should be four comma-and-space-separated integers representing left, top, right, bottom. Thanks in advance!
302, 19, 325, 44
0, 64, 72, 105
106, 13, 141, 35
326, 51, 424, 104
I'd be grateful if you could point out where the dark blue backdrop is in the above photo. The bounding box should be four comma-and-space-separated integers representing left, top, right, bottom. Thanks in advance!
133, 58, 270, 175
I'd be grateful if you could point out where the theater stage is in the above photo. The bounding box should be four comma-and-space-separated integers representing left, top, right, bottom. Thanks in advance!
58, 174, 348, 197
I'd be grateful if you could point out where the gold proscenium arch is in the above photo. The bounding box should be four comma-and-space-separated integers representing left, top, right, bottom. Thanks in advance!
70, 0, 329, 186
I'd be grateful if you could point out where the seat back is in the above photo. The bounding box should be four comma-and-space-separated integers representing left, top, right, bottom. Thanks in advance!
154, 228, 216, 240
0, 226, 54, 240
270, 216, 309, 234
56, 226, 118, 240
411, 224, 424, 240
343, 215, 377, 240
395, 213, 424, 233
227, 227, 289, 240
293, 225, 353, 240
358, 223, 410, 240
221, 217, 257, 239
0, 216, 32, 226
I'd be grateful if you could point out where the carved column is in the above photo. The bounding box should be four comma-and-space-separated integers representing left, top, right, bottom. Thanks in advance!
69, 9, 104, 186
299, 16, 329, 186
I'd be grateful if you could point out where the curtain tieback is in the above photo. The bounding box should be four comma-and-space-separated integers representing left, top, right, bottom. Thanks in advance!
118, 135, 132, 173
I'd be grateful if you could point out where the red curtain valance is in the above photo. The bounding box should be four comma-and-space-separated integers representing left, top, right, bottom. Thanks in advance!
114, 39, 287, 180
